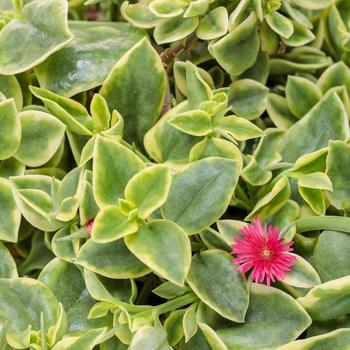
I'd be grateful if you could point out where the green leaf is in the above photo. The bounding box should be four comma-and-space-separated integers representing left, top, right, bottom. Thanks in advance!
154, 16, 199, 44
189, 137, 243, 167
35, 22, 144, 97
76, 238, 150, 279
149, 0, 184, 18
100, 37, 166, 146
0, 178, 21, 242
0, 99, 20, 160
52, 328, 112, 350
125, 165, 172, 218
184, 0, 210, 17
129, 324, 170, 350
10, 175, 63, 232
91, 206, 138, 243
291, 0, 332, 10
51, 226, 78, 263
314, 231, 350, 282
164, 309, 185, 346
326, 140, 350, 213
210, 13, 260, 76
0, 75, 23, 110
183, 303, 198, 342
216, 115, 264, 141
174, 61, 213, 105
144, 101, 198, 163
228, 79, 269, 120
215, 283, 311, 349
83, 270, 134, 307
152, 281, 189, 299
280, 92, 349, 163
90, 94, 110, 132
0, 278, 66, 349
39, 258, 109, 335
0, 242, 18, 278
125, 220, 191, 286
318, 61, 350, 96
18, 231, 55, 275
162, 157, 239, 234
198, 323, 227, 350
196, 7, 228, 40
186, 250, 249, 322
30, 86, 94, 136
246, 177, 291, 220
283, 253, 321, 288
0, 0, 73, 75
14, 110, 66, 167
121, 0, 161, 29
267, 93, 298, 129
278, 329, 350, 350
79, 171, 99, 225
265, 10, 294, 39
297, 172, 333, 191
298, 275, 350, 321
281, 20, 315, 47
93, 136, 145, 208
169, 110, 212, 136
286, 75, 322, 119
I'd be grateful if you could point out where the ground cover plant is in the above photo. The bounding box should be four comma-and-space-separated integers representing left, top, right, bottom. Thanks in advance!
1, 0, 350, 348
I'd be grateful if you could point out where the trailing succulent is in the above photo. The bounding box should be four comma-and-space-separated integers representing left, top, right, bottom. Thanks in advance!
2, 0, 350, 349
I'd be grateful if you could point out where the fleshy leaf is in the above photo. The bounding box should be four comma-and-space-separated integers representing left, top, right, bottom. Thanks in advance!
214, 284, 311, 348
210, 13, 260, 76
162, 157, 239, 234
125, 165, 172, 218
280, 92, 349, 163
326, 140, 350, 213
314, 230, 350, 282
286, 75, 322, 119
228, 79, 269, 120
100, 37, 167, 146
168, 110, 212, 136
0, 0, 73, 75
186, 250, 249, 322
76, 238, 150, 279
93, 136, 145, 208
14, 110, 66, 167
92, 206, 138, 243
35, 22, 145, 97
125, 220, 191, 286
298, 275, 350, 321
196, 7, 228, 40
0, 98, 20, 161
216, 115, 264, 141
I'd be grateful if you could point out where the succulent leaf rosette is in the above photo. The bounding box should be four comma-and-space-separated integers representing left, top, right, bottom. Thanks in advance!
1, 0, 350, 349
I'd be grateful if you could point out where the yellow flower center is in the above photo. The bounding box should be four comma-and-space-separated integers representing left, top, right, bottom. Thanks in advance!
262, 249, 272, 259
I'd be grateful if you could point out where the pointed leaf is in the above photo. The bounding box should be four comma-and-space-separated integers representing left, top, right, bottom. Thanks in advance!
125, 165, 172, 218
162, 158, 239, 234
169, 110, 212, 136
280, 92, 349, 162
0, 99, 20, 160
91, 206, 138, 243
76, 238, 150, 279
125, 220, 191, 286
93, 136, 145, 208
100, 38, 166, 146
14, 110, 66, 167
186, 250, 249, 322
0, 0, 73, 74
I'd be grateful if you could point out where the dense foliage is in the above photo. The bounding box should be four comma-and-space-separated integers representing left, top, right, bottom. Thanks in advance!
1, 0, 350, 348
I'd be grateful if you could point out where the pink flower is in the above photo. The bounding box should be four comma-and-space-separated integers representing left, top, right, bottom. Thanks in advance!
86, 219, 94, 235
231, 217, 297, 285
